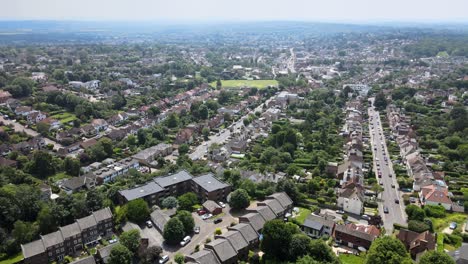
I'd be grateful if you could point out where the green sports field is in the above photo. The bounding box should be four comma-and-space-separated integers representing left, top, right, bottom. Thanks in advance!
210, 79, 278, 89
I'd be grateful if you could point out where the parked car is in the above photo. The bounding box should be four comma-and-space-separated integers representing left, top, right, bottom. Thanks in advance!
391, 184, 395, 188
450, 222, 458, 230
146, 220, 153, 228
197, 210, 206, 216
201, 213, 213, 220
395, 199, 400, 204
214, 218, 223, 224
159, 255, 169, 264
362, 214, 371, 220
218, 201, 226, 208
180, 236, 191, 246
335, 210, 345, 214
194, 226, 200, 234
383, 206, 389, 214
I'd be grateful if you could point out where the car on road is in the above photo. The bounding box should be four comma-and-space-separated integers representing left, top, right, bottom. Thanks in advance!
335, 210, 345, 214
201, 213, 213, 220
180, 236, 191, 246
449, 222, 457, 230
194, 226, 200, 234
159, 255, 169, 264
395, 199, 400, 204
361, 214, 371, 220
146, 220, 153, 228
218, 201, 226, 208
213, 218, 223, 224
391, 184, 395, 188
383, 206, 389, 214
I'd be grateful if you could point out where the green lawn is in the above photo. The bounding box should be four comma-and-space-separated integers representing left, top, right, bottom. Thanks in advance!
339, 254, 365, 264
432, 213, 467, 232
210, 79, 278, 89
51, 112, 77, 124
295, 207, 311, 224
0, 253, 22, 264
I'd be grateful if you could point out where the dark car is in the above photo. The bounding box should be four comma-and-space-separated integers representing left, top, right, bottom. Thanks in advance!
383, 206, 389, 214
213, 218, 223, 224
395, 199, 400, 204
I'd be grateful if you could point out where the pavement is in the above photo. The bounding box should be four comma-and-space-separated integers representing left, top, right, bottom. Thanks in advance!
189, 97, 274, 161
368, 99, 406, 234
0, 115, 63, 150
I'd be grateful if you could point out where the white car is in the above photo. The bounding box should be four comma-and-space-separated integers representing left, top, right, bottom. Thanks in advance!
159, 255, 169, 264
201, 213, 213, 220
218, 202, 226, 208
180, 236, 191, 246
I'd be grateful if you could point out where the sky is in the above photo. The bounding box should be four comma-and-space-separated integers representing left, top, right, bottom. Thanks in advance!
1, 0, 468, 23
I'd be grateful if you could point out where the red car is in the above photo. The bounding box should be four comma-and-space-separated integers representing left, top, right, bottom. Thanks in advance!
197, 210, 206, 216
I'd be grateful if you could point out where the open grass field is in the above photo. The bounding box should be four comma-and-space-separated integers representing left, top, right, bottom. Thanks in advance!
210, 79, 278, 89
51, 112, 77, 124
339, 254, 365, 264
295, 207, 312, 224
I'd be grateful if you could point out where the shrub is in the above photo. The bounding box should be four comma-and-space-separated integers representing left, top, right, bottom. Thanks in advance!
408, 220, 430, 233
424, 205, 446, 218
215, 228, 222, 235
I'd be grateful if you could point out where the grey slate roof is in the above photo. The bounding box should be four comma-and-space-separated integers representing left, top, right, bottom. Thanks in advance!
449, 244, 468, 264
255, 206, 276, 221
150, 209, 170, 232
228, 223, 258, 244
93, 207, 113, 223
219, 230, 248, 252
240, 213, 265, 232
186, 249, 221, 264
60, 222, 81, 239
260, 199, 284, 216
21, 239, 45, 259
154, 170, 193, 188
98, 243, 118, 263
302, 215, 335, 230
70, 256, 96, 264
206, 238, 237, 263
119, 181, 164, 201
76, 214, 98, 231
267, 192, 293, 209
203, 200, 222, 212
192, 173, 229, 192
61, 175, 87, 190
41, 231, 64, 249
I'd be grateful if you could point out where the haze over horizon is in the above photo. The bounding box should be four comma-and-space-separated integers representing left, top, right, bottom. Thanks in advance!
2, 0, 468, 23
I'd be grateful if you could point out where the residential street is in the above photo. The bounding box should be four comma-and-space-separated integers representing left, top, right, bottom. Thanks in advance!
368, 99, 406, 233
0, 115, 63, 150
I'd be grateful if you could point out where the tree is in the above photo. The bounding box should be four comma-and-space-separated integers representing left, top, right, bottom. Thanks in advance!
126, 199, 150, 223
216, 79, 222, 89
177, 192, 198, 211
174, 252, 185, 264
228, 189, 250, 210
419, 250, 455, 264
309, 239, 340, 264
28, 150, 56, 178
166, 113, 179, 128
12, 220, 38, 244
36, 122, 50, 136
139, 245, 163, 264
108, 244, 132, 264
176, 210, 195, 235
202, 127, 210, 140
365, 236, 412, 264
120, 229, 141, 253
161, 196, 178, 209
261, 219, 299, 261
86, 189, 103, 212
7, 77, 34, 97
37, 206, 57, 234
64, 157, 81, 176
288, 234, 312, 260
374, 92, 388, 110
199, 104, 209, 120
295, 255, 322, 264
405, 204, 425, 221
179, 144, 190, 155
163, 218, 185, 244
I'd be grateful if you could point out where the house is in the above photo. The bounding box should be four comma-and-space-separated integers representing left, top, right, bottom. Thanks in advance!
175, 128, 194, 144
132, 143, 173, 166
26, 111, 47, 124
204, 238, 238, 264
419, 182, 453, 210
238, 213, 266, 233
337, 183, 365, 215
215, 230, 249, 260
107, 113, 128, 126
449, 244, 468, 264
107, 129, 127, 141
81, 124, 97, 137
191, 173, 232, 202
70, 256, 96, 264
84, 80, 101, 90
91, 119, 108, 132
253, 206, 276, 222
154, 170, 193, 197
265, 192, 294, 213
41, 118, 61, 130
227, 223, 259, 248
41, 85, 59, 93
60, 174, 96, 194
15, 106, 33, 116
209, 145, 232, 162
80, 139, 98, 150
208, 115, 225, 129
185, 249, 221, 264
0, 90, 12, 104
334, 223, 380, 250
22, 208, 113, 264
301, 214, 335, 239
96, 243, 118, 264
203, 200, 223, 215
150, 209, 171, 232
257, 199, 286, 217
396, 229, 436, 259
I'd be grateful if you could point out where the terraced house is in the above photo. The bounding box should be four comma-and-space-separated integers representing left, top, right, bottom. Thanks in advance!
21, 208, 113, 264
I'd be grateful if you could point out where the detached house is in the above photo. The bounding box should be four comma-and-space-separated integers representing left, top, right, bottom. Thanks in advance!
175, 128, 194, 144
334, 223, 380, 250
397, 229, 436, 259
91, 119, 108, 132
337, 182, 365, 215
26, 111, 47, 124
420, 182, 453, 210
301, 214, 335, 239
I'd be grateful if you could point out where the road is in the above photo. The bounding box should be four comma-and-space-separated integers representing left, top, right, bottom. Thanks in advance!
368, 99, 406, 233
0, 116, 63, 151
189, 97, 274, 161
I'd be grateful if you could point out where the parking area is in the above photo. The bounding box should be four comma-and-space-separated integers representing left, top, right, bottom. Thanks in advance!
122, 221, 164, 247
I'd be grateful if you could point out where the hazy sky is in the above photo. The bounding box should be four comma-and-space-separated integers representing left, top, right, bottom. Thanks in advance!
2, 0, 467, 22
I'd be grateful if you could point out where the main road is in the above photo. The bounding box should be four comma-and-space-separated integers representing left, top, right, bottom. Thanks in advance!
368, 98, 406, 234
0, 115, 63, 151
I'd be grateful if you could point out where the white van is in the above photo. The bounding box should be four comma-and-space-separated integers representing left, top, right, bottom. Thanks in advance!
180, 236, 191, 246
